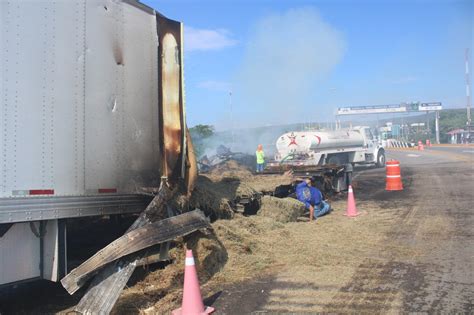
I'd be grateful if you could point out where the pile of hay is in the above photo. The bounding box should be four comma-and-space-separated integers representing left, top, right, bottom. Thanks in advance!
185, 231, 228, 281
205, 160, 253, 181
113, 230, 228, 315
119, 214, 283, 314
258, 196, 306, 223
204, 160, 294, 193
188, 176, 259, 220
188, 159, 296, 220
245, 174, 294, 194
188, 176, 236, 220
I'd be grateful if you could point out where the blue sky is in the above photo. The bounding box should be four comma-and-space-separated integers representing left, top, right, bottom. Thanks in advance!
142, 0, 473, 129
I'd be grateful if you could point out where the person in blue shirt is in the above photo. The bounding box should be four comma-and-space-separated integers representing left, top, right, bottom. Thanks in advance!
296, 178, 331, 222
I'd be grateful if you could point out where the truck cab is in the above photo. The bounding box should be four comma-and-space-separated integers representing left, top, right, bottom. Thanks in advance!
352, 126, 385, 167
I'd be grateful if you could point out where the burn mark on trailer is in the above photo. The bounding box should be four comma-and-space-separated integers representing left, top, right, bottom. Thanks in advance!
163, 126, 182, 178
112, 42, 123, 66
156, 15, 186, 182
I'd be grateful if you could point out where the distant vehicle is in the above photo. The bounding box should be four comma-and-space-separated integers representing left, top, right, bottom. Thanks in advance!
269, 126, 386, 168
0, 1, 193, 287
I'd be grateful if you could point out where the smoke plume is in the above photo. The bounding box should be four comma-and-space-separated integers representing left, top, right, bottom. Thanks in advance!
233, 7, 346, 127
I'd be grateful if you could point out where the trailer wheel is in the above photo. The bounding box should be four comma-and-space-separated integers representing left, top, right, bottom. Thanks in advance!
376, 150, 386, 168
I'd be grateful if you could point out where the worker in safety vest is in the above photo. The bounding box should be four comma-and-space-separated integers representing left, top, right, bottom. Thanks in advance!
255, 144, 265, 173
296, 178, 331, 222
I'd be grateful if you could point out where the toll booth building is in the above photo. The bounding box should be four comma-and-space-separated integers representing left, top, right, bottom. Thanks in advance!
447, 129, 473, 144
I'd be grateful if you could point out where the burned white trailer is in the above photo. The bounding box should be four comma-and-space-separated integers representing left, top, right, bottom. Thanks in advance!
0, 0, 193, 287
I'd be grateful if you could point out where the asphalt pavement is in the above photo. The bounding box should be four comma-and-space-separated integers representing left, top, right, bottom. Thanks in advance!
382, 147, 473, 312
429, 145, 474, 158
387, 145, 473, 165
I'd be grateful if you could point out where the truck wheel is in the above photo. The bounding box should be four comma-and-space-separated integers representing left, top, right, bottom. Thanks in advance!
376, 150, 386, 168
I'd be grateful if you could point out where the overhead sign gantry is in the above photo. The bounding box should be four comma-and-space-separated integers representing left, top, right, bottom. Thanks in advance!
336, 102, 442, 143
337, 102, 442, 115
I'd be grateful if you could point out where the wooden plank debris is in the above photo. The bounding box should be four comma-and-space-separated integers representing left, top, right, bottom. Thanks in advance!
61, 209, 209, 294
75, 260, 137, 315
60, 182, 176, 315
61, 182, 174, 294
73, 210, 209, 315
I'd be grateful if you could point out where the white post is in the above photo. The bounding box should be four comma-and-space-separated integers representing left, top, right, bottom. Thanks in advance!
229, 90, 235, 148
435, 111, 440, 144
466, 48, 471, 125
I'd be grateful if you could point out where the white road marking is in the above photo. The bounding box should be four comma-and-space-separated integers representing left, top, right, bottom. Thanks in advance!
462, 150, 474, 153
407, 154, 421, 157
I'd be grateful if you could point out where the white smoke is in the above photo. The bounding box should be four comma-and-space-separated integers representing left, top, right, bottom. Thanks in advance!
232, 7, 346, 127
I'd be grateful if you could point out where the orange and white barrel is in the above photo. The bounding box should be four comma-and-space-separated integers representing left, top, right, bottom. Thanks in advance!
385, 160, 403, 191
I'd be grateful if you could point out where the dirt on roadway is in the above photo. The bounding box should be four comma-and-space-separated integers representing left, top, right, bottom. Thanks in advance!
119, 148, 472, 314
204, 149, 474, 314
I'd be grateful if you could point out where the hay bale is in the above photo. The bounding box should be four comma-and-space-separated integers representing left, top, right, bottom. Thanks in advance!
258, 196, 306, 223
189, 176, 236, 220
189, 176, 261, 220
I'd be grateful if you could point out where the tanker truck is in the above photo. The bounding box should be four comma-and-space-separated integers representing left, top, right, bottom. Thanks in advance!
271, 126, 385, 168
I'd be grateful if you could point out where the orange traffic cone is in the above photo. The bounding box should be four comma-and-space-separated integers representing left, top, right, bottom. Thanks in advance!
344, 185, 360, 217
172, 250, 215, 315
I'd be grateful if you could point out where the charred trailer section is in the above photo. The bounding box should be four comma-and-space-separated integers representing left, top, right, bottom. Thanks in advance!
156, 13, 197, 195
157, 14, 186, 181
0, 0, 195, 287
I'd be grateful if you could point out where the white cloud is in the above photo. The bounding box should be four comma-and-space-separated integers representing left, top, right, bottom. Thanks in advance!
197, 80, 231, 92
185, 26, 238, 52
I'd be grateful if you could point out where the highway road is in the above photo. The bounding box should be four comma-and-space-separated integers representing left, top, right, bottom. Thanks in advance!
389, 145, 473, 165
429, 145, 474, 158
210, 146, 473, 314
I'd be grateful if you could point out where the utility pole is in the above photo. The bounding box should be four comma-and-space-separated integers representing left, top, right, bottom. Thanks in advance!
466, 48, 471, 142
435, 111, 440, 144
229, 90, 235, 148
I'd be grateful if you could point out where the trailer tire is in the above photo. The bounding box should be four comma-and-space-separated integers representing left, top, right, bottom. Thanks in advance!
376, 150, 386, 168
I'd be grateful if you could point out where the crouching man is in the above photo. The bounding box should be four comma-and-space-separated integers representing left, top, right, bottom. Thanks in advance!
296, 178, 331, 222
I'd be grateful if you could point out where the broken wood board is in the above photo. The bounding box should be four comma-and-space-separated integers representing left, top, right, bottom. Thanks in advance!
61, 209, 210, 295
75, 261, 137, 315
75, 244, 169, 314
66, 182, 175, 315
61, 183, 175, 294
